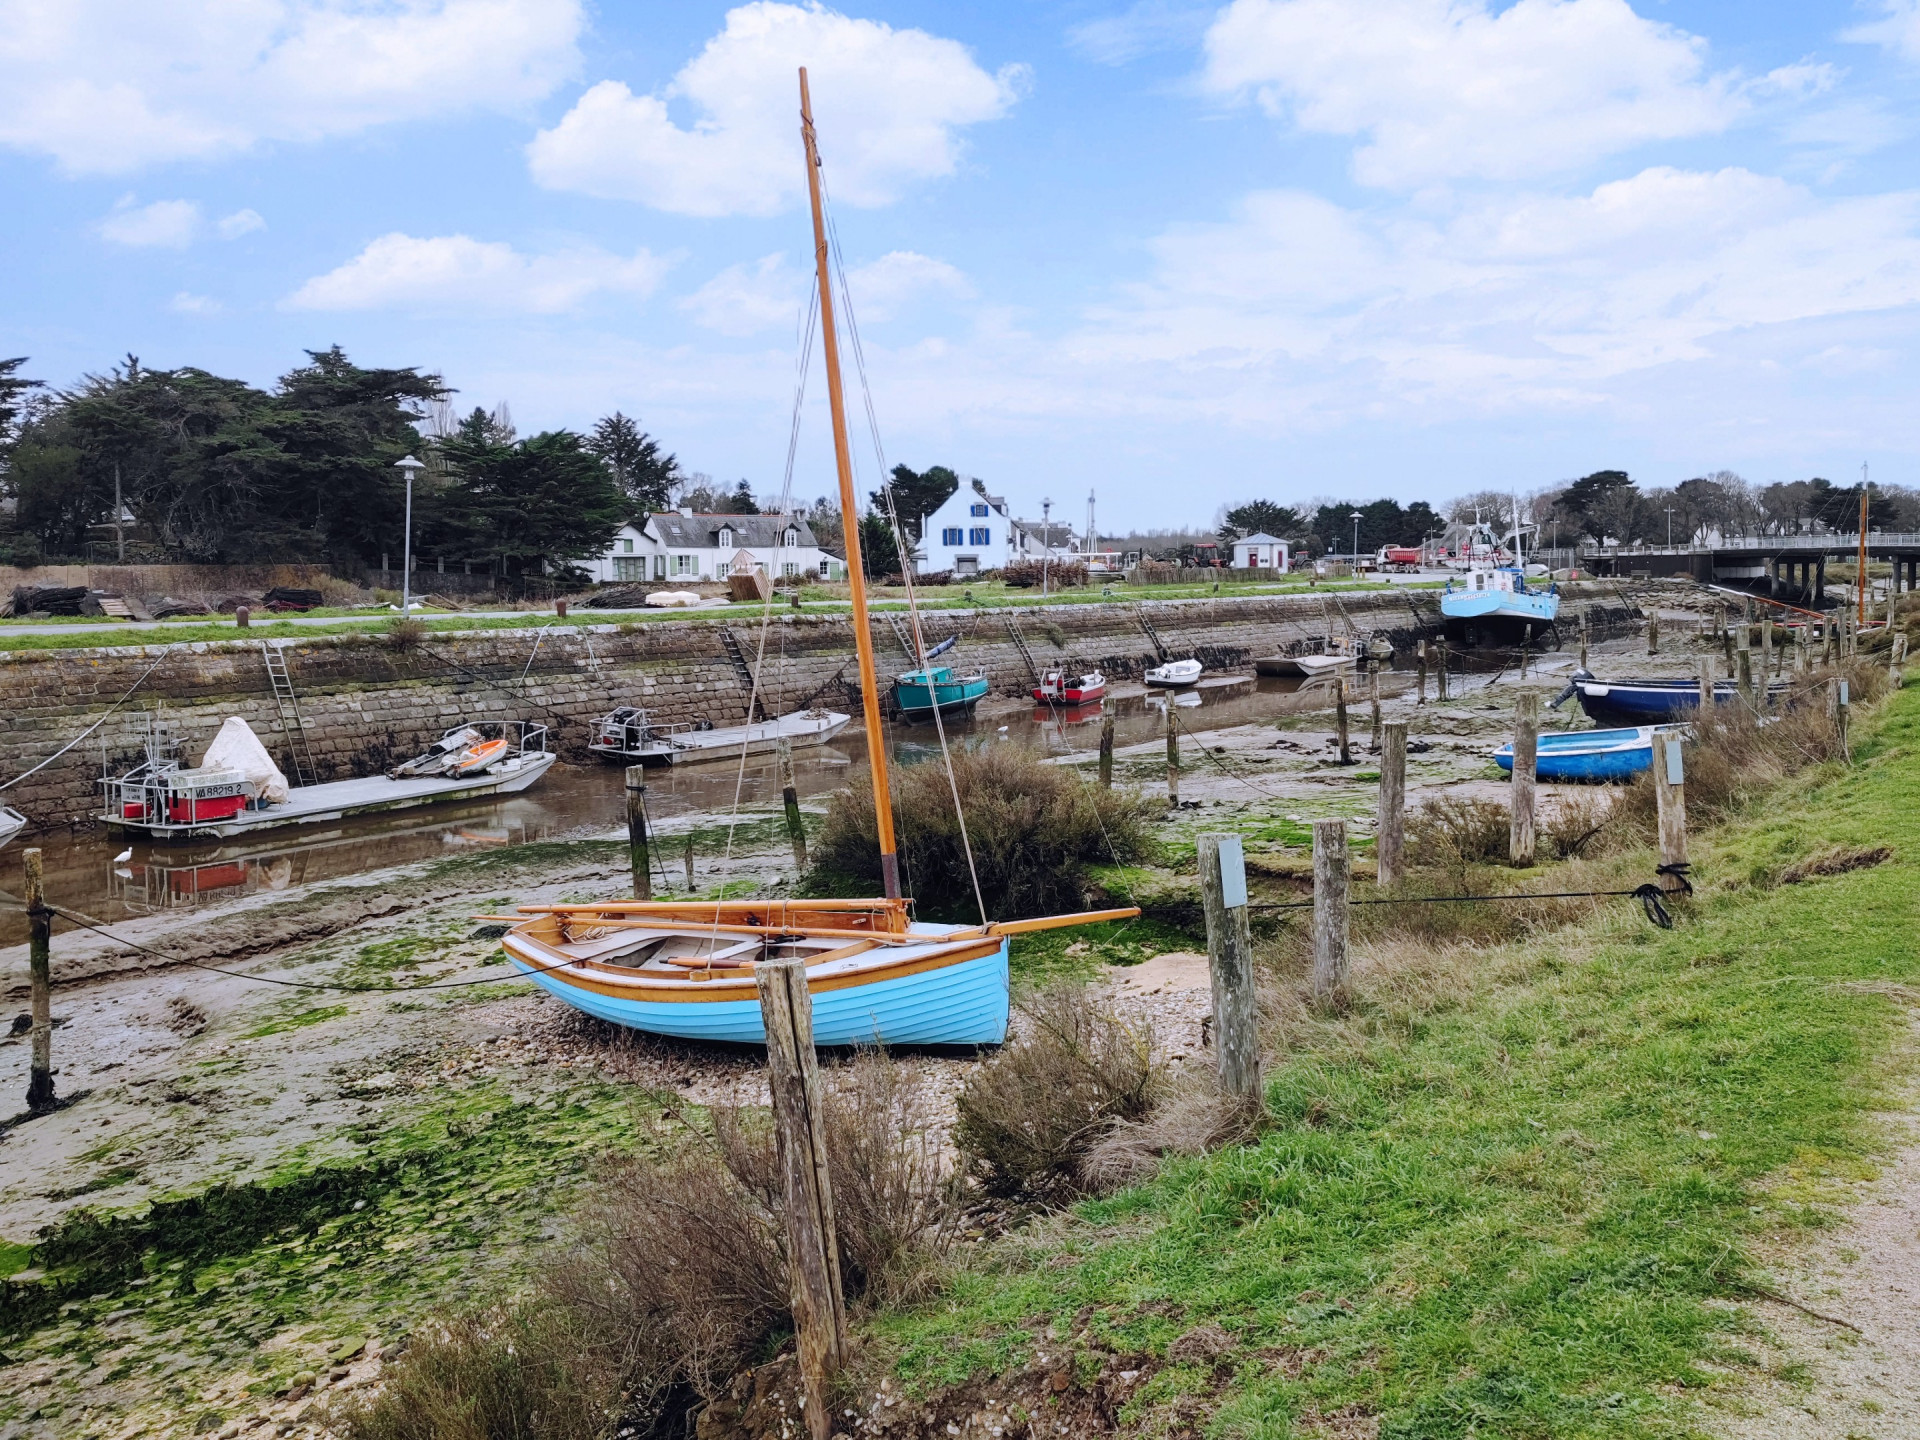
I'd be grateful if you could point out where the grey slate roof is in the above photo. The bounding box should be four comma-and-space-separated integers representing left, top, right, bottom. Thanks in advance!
648, 513, 817, 548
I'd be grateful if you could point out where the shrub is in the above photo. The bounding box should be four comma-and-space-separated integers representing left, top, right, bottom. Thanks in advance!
385, 615, 426, 651
1000, 559, 1088, 589
1544, 790, 1617, 860
1407, 794, 1511, 872
953, 986, 1160, 1200
808, 743, 1152, 920
1078, 1066, 1264, 1195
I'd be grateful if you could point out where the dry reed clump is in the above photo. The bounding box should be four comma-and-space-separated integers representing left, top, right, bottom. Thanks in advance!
1612, 662, 1885, 834
953, 986, 1161, 1201
808, 743, 1152, 920
384, 614, 426, 651
1078, 1066, 1265, 1195
1406, 795, 1510, 872
336, 1053, 956, 1440
1543, 790, 1619, 860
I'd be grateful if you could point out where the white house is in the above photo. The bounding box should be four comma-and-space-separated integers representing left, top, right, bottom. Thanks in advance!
1231, 532, 1289, 569
918, 487, 1033, 576
583, 513, 842, 584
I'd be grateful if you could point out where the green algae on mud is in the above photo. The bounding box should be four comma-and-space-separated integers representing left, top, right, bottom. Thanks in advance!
868, 685, 1920, 1437
0, 1078, 661, 1433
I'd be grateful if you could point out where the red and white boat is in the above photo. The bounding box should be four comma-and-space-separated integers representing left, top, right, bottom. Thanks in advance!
1032, 668, 1106, 705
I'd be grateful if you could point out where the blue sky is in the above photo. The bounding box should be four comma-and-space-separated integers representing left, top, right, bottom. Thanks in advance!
5, 0, 1920, 529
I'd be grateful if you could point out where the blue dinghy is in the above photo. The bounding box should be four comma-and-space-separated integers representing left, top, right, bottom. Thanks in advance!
1493, 726, 1657, 782
1554, 670, 1789, 726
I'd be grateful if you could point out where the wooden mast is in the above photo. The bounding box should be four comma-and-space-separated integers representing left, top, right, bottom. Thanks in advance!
800, 67, 900, 899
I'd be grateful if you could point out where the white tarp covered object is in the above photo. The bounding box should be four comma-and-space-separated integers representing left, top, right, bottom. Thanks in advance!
644, 590, 705, 607
202, 716, 290, 804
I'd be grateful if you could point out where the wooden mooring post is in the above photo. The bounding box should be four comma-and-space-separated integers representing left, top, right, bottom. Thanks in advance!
1311, 819, 1349, 1009
755, 959, 849, 1440
1578, 608, 1589, 670
25, 848, 55, 1115
1436, 641, 1449, 702
1509, 693, 1538, 867
778, 738, 808, 871
1368, 662, 1382, 751
1416, 639, 1428, 704
625, 766, 653, 901
1519, 623, 1531, 677
1831, 678, 1851, 763
1697, 659, 1712, 713
1736, 627, 1755, 708
1719, 604, 1733, 667
1197, 835, 1261, 1101
1098, 710, 1115, 789
684, 832, 696, 893
1761, 616, 1775, 679
1650, 729, 1688, 892
1166, 703, 1180, 806
1646, 611, 1658, 656
1335, 677, 1352, 765
1377, 721, 1406, 888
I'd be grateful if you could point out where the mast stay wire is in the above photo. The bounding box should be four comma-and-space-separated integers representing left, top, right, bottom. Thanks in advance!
822, 181, 987, 927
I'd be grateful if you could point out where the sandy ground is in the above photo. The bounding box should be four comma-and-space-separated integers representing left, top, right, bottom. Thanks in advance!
1703, 1022, 1920, 1440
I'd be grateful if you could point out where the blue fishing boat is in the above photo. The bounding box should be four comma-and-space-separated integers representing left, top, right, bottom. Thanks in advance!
892, 663, 990, 719
1554, 670, 1789, 726
1441, 564, 1560, 645
1493, 725, 1658, 782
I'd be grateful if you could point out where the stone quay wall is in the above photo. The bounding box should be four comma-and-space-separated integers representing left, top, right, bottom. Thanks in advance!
0, 585, 1639, 826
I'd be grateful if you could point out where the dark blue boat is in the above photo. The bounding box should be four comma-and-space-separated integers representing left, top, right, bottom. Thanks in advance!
1551, 669, 1788, 726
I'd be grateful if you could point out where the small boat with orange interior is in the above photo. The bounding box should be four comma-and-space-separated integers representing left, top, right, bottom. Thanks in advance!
1032, 668, 1105, 705
500, 69, 1135, 1049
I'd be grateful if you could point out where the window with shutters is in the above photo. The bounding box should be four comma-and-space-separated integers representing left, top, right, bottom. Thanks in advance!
614, 557, 645, 580
970, 503, 988, 517
942, 526, 963, 545
969, 527, 991, 546
675, 554, 698, 576
621, 537, 634, 553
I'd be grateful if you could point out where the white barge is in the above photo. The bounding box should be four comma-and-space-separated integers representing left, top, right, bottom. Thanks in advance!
588, 706, 850, 766
101, 720, 556, 841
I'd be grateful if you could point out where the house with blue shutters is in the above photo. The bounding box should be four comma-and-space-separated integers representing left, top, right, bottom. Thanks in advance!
917, 485, 1036, 576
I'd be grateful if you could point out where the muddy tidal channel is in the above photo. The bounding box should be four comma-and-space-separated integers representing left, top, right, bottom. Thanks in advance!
0, 638, 1647, 1439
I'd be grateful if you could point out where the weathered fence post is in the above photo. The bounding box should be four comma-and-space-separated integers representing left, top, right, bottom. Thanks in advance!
1697, 659, 1712, 713
1892, 632, 1909, 688
1166, 703, 1180, 806
1509, 693, 1538, 867
684, 832, 696, 893
1834, 677, 1851, 763
1796, 623, 1809, 675
625, 766, 652, 901
1377, 721, 1406, 888
1436, 641, 1450, 702
1736, 626, 1755, 708
25, 849, 55, 1115
1334, 676, 1352, 764
1650, 729, 1688, 892
1368, 661, 1382, 751
1098, 710, 1115, 789
1416, 639, 1428, 704
1761, 615, 1775, 680
1578, 608, 1590, 670
1311, 819, 1349, 1008
1719, 604, 1734, 667
778, 738, 808, 871
1646, 611, 1658, 656
755, 959, 848, 1440
1197, 835, 1261, 1101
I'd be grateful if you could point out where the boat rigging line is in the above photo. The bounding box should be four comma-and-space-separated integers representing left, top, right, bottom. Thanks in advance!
0, 643, 177, 794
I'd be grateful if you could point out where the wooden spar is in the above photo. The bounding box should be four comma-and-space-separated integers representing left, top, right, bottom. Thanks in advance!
800, 67, 899, 900
500, 905, 1141, 945
1859, 485, 1870, 629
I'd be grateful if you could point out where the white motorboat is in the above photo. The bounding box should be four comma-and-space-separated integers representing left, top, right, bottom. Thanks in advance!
0, 806, 25, 849
589, 706, 851, 766
1144, 658, 1204, 688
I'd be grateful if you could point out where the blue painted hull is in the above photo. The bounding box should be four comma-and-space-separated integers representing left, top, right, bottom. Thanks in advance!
893, 672, 989, 717
508, 942, 1011, 1047
1494, 726, 1654, 782
1439, 588, 1561, 624
1571, 678, 1787, 725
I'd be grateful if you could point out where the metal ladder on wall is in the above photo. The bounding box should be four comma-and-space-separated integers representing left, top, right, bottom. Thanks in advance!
718, 629, 769, 722
1133, 603, 1169, 662
884, 613, 918, 660
1003, 614, 1042, 685
260, 643, 318, 786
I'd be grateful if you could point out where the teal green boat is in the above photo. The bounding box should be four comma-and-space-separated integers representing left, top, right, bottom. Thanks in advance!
892, 664, 989, 719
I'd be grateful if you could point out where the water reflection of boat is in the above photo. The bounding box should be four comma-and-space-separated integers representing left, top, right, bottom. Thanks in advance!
102, 719, 555, 841
1030, 701, 1104, 727
589, 705, 851, 766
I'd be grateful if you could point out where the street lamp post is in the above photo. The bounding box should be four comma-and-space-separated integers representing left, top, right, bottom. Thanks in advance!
1350, 512, 1363, 572
1041, 497, 1052, 597
394, 454, 425, 618
1665, 506, 1676, 548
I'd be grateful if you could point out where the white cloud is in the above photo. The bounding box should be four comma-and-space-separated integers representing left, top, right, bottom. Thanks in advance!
98, 197, 200, 247
0, 0, 582, 174
681, 254, 805, 336
1067, 2, 1215, 65
844, 251, 971, 320
217, 208, 266, 239
1083, 168, 1920, 413
527, 1, 1024, 216
1202, 0, 1752, 188
169, 291, 221, 314
285, 234, 669, 314
1845, 0, 1920, 62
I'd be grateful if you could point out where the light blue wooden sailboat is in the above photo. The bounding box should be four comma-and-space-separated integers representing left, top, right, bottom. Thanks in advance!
891, 663, 990, 719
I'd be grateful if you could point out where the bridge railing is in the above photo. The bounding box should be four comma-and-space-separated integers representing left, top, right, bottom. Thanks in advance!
1576, 532, 1920, 556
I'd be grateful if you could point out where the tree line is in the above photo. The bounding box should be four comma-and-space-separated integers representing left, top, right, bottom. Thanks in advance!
0, 350, 689, 582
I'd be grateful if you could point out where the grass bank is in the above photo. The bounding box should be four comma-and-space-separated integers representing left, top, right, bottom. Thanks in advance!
871, 685, 1920, 1437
